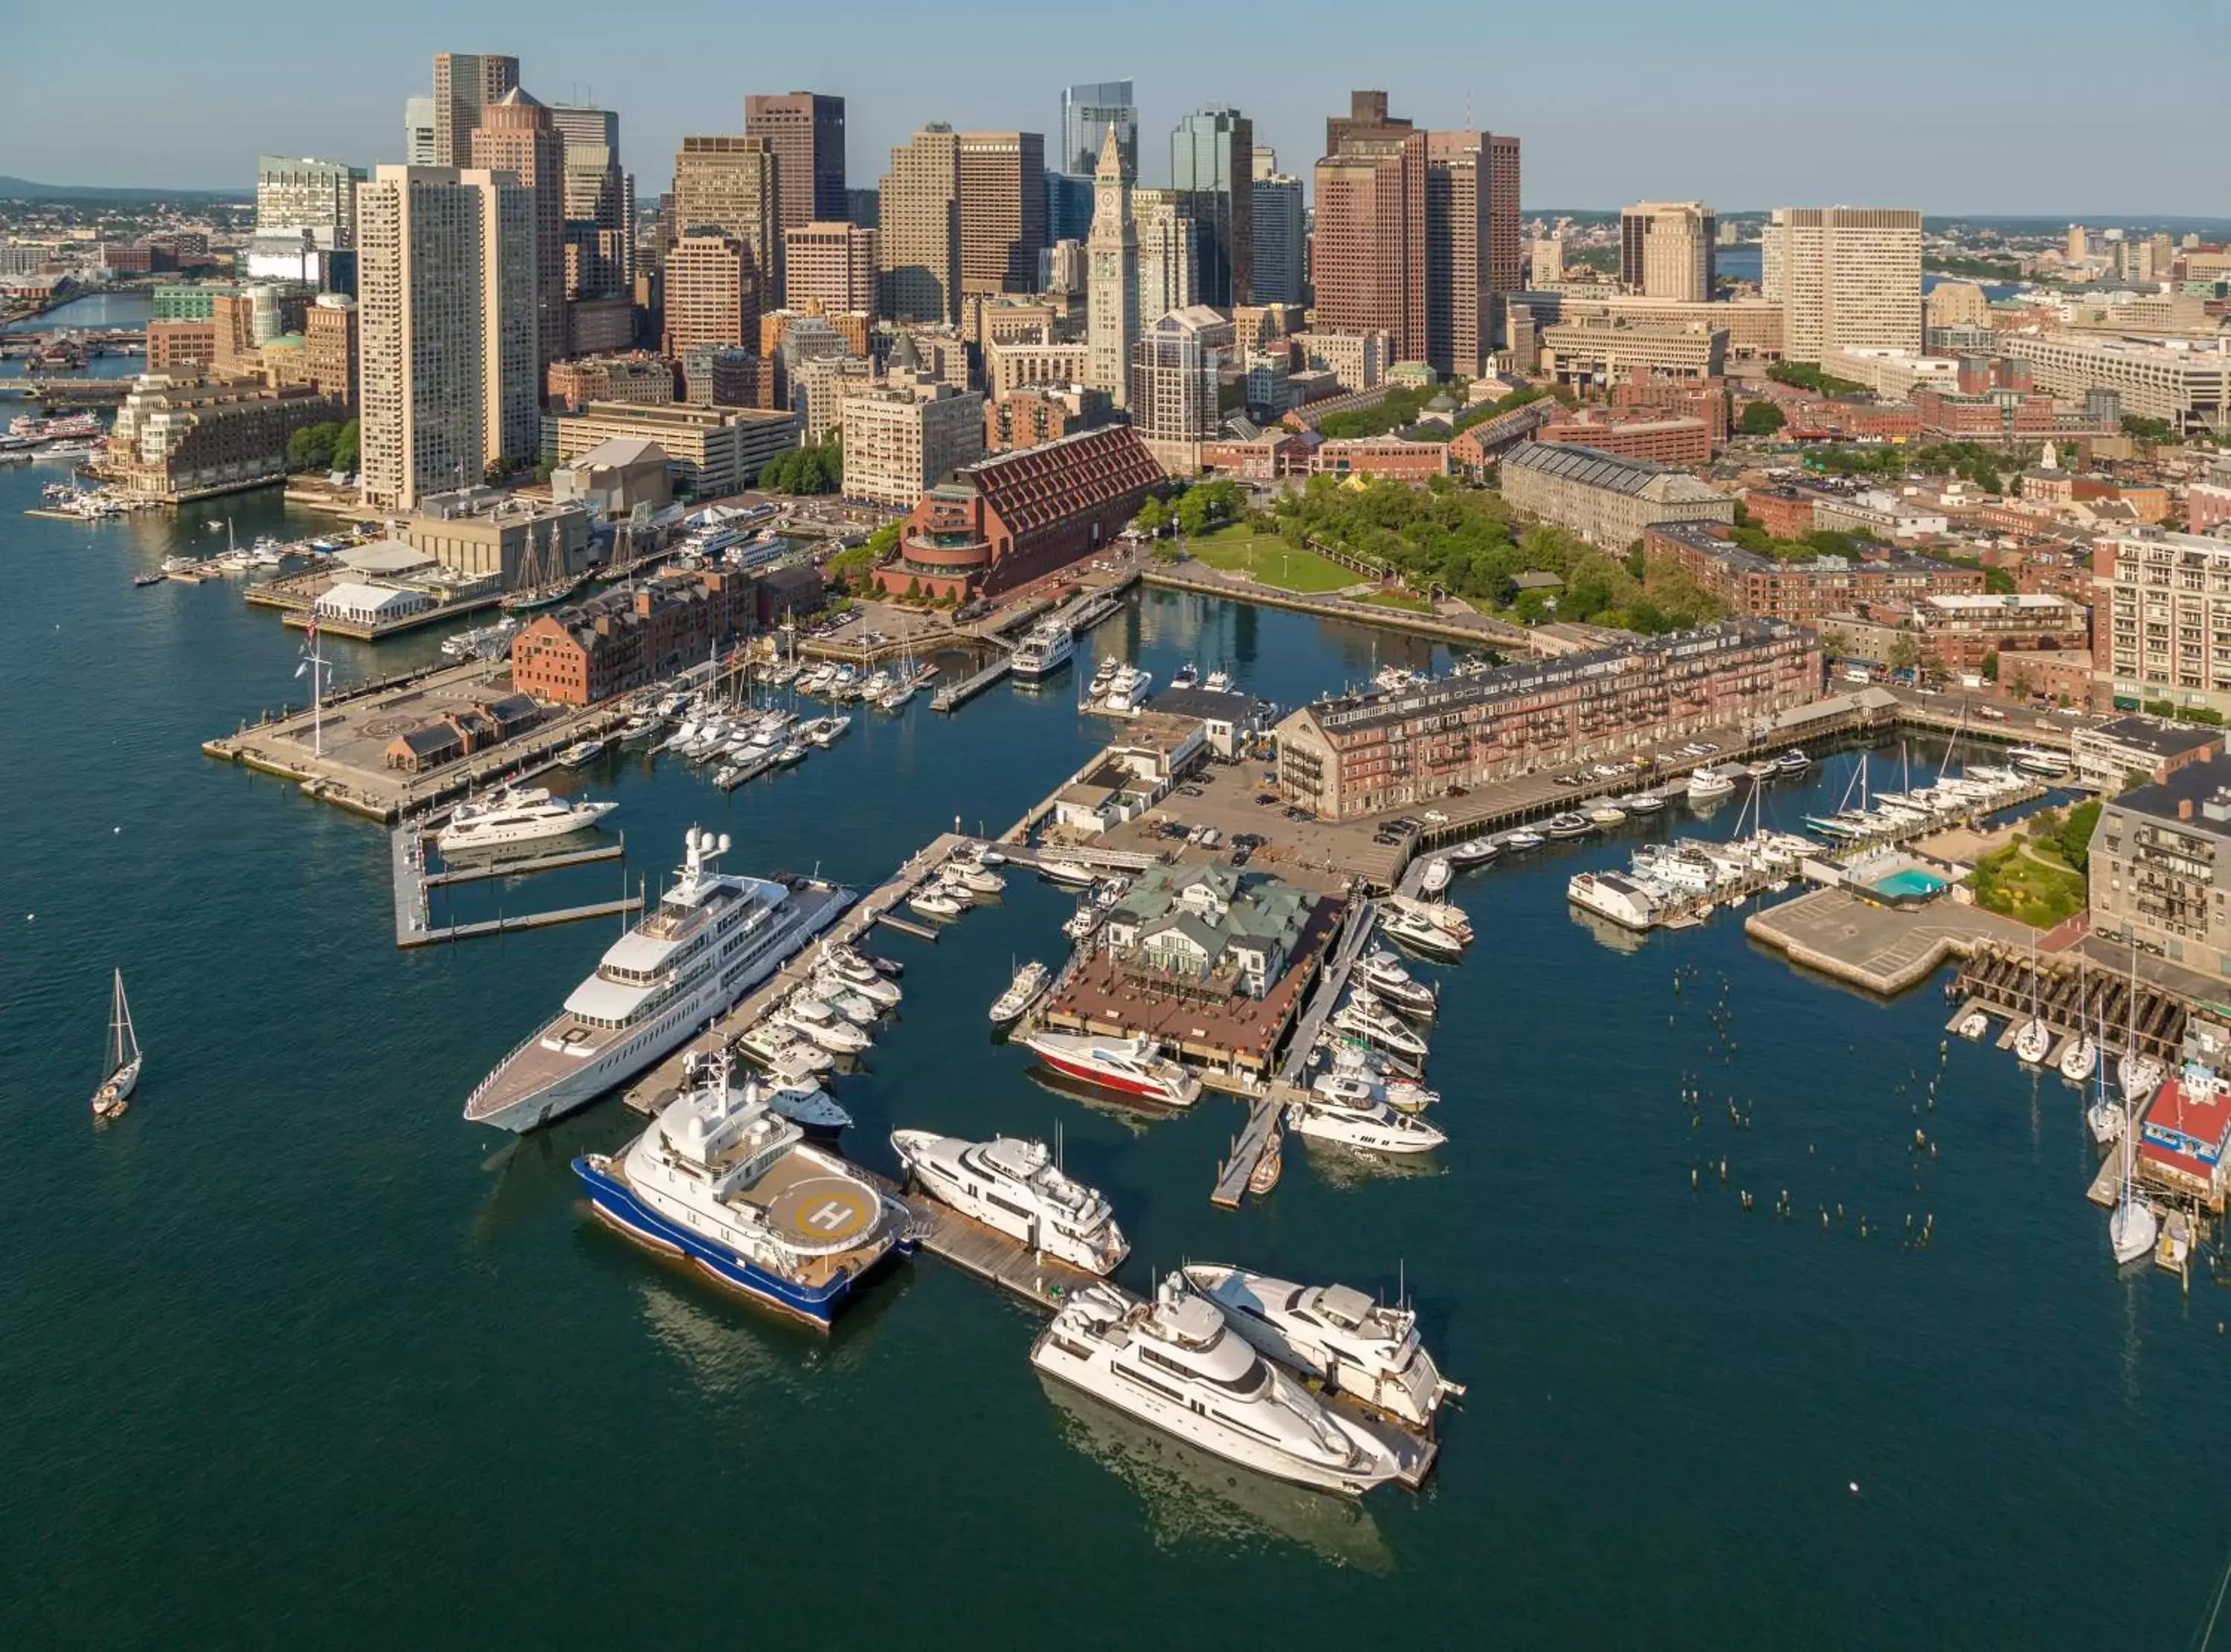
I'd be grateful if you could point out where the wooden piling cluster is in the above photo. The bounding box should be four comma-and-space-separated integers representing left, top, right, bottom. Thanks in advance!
1951, 941, 2188, 1062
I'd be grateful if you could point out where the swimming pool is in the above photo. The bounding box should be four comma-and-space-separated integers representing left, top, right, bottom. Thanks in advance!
1870, 868, 1948, 899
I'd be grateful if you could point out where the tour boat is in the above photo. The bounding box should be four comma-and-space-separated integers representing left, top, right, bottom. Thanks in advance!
1028, 1279, 1403, 1497
1011, 625, 1076, 681
1020, 1030, 1201, 1108
1328, 991, 1429, 1064
573, 1056, 914, 1327
892, 1129, 1130, 1275
436, 787, 617, 854
1354, 947, 1438, 1016
1285, 1084, 1446, 1155
1181, 1264, 1465, 1430
90, 969, 141, 1121
991, 961, 1052, 1026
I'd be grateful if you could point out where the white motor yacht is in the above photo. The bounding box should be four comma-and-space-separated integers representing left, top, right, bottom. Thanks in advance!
1417, 857, 1452, 896
1379, 905, 1465, 960
1037, 857, 1100, 890
1446, 837, 1500, 868
1545, 811, 1592, 839
1181, 1264, 1464, 1430
1687, 766, 1737, 802
437, 787, 617, 854
737, 1022, 835, 1077
1317, 1041, 1438, 1111
1328, 991, 1429, 1063
1029, 1279, 1403, 1497
1502, 827, 1545, 852
991, 961, 1052, 1025
892, 1130, 1129, 1274
908, 885, 965, 920
1286, 1084, 1446, 1155
1354, 948, 1438, 1016
782, 998, 873, 1054
951, 863, 1006, 896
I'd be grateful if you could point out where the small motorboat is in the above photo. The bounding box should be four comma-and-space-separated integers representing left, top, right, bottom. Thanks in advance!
1687, 767, 1736, 802
1776, 747, 1811, 773
1545, 812, 1591, 839
991, 961, 1052, 1026
1501, 828, 1545, 852
1586, 805, 1629, 829
556, 738, 608, 767
909, 886, 965, 920
1247, 1125, 1283, 1196
132, 571, 167, 588
1446, 838, 1500, 868
1418, 857, 1452, 897
1958, 1010, 1989, 1041
1037, 858, 1099, 889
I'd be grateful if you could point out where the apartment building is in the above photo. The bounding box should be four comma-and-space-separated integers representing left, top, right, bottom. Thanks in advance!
1644, 521, 1985, 625
2096, 528, 2231, 717
104, 373, 347, 502
840, 375, 985, 509
546, 352, 674, 412
1762, 206, 1922, 364
1275, 619, 1819, 820
2089, 759, 2231, 977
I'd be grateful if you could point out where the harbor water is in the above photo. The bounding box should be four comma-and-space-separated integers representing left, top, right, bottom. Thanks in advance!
4, 456, 2230, 1648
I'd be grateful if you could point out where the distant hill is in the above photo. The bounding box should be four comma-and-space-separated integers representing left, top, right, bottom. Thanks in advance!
0, 176, 245, 202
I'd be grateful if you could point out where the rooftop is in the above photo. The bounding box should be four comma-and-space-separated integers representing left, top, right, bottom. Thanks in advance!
2084, 716, 2227, 760
1150, 686, 1258, 724
1503, 440, 1728, 504
2108, 754, 2231, 832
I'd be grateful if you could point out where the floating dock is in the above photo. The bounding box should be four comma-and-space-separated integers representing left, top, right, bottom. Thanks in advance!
930, 651, 1013, 712
391, 814, 635, 949
1742, 887, 2032, 996
399, 899, 642, 949
424, 837, 625, 887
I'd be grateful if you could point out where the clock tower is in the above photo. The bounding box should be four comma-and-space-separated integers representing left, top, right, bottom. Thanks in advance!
1086, 125, 1138, 410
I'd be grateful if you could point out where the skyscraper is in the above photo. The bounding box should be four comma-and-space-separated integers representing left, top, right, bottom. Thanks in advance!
1424, 132, 1490, 378
785, 222, 879, 316
1619, 201, 1715, 301
1314, 94, 1426, 363
745, 93, 848, 233
674, 135, 782, 298
471, 88, 567, 384
879, 126, 961, 324
1484, 134, 1522, 296
957, 131, 1046, 300
255, 156, 364, 242
1252, 154, 1306, 306
1134, 189, 1197, 326
405, 97, 437, 167
1762, 206, 1922, 364
1060, 80, 1136, 181
431, 53, 518, 167
1085, 126, 1136, 409
663, 232, 759, 358
1130, 306, 1227, 474
355, 165, 537, 511
1171, 107, 1252, 307
549, 103, 619, 161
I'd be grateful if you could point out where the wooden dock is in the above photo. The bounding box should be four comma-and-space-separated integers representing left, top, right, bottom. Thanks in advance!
399, 897, 643, 948
931, 651, 1013, 712
1211, 1094, 1287, 1210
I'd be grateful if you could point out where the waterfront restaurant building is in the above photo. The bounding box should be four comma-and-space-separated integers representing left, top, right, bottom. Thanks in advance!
877, 424, 1162, 601
1275, 618, 1819, 821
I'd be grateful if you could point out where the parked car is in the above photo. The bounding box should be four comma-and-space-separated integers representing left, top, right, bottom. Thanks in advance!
1231, 847, 1252, 867
1422, 809, 1449, 825
1255, 792, 1280, 806
1387, 818, 1421, 836
1178, 784, 1205, 798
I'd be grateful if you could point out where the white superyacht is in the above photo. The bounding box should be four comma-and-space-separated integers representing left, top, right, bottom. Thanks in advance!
1180, 1265, 1464, 1430
890, 1129, 1130, 1274
436, 786, 616, 854
1030, 1277, 1404, 1496
464, 827, 849, 1132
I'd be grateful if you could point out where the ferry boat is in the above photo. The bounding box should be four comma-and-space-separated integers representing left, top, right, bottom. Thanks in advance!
1011, 624, 1075, 681
891, 1129, 1130, 1275
1029, 1278, 1404, 1497
1181, 1264, 1465, 1430
436, 786, 616, 854
1020, 1030, 1202, 1108
1567, 871, 1661, 932
573, 1056, 913, 1326
464, 828, 849, 1132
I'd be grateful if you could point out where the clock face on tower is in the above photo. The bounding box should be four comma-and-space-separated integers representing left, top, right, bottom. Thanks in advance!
1099, 190, 1116, 216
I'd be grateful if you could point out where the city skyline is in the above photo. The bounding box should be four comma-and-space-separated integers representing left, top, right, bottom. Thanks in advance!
7, 0, 2227, 213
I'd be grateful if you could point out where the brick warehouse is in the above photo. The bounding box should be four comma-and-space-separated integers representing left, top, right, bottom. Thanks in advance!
510, 567, 753, 706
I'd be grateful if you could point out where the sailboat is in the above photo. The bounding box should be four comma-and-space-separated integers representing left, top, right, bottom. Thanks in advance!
2012, 934, 2050, 1065
2108, 1017, 2160, 1265
91, 969, 141, 1120
500, 520, 587, 613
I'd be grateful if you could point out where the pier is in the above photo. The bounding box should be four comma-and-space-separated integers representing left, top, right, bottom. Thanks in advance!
930, 651, 1013, 712
1744, 887, 2032, 996
424, 837, 625, 887
390, 815, 637, 948
399, 899, 643, 949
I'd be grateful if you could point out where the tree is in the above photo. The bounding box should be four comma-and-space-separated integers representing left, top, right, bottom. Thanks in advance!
2061, 800, 2102, 872
286, 422, 338, 472
1980, 649, 2000, 682
760, 443, 841, 495
1887, 633, 1922, 676
331, 419, 358, 473
1737, 401, 1786, 437
2007, 664, 2034, 702
1133, 496, 1170, 538
1820, 626, 1852, 661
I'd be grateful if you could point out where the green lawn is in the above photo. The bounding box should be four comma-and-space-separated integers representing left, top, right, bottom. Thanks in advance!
1183, 528, 1359, 594
1966, 842, 2087, 929
1358, 589, 1434, 613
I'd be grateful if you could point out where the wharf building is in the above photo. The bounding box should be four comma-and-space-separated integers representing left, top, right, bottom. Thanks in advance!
2094, 528, 2231, 719
104, 373, 347, 503
878, 423, 1161, 601
553, 401, 799, 500
2071, 715, 2225, 795
402, 486, 592, 586
1643, 521, 1983, 626
1761, 206, 1922, 364
1535, 410, 1712, 467
1498, 441, 1736, 548
509, 565, 754, 706
1307, 438, 1452, 483
355, 164, 538, 512
1275, 619, 1820, 822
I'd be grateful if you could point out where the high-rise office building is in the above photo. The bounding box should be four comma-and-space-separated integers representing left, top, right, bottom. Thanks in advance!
674, 135, 782, 298
471, 88, 567, 386
1484, 134, 1522, 296
1314, 94, 1426, 363
1044, 171, 1095, 246
957, 131, 1046, 300
1252, 170, 1306, 306
1130, 306, 1227, 474
1762, 206, 1922, 364
405, 97, 437, 167
2066, 224, 2089, 263
1085, 126, 1137, 408
1060, 80, 1136, 181
1620, 201, 1715, 302
1171, 107, 1252, 307
431, 52, 518, 167
356, 165, 537, 511
1424, 132, 1492, 378
663, 232, 760, 358
785, 222, 878, 316
879, 126, 961, 323
745, 92, 848, 235
257, 155, 364, 242
549, 104, 619, 162
1134, 189, 1197, 327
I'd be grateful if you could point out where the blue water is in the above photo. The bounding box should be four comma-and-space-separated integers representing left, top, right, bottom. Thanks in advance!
2, 458, 2227, 1646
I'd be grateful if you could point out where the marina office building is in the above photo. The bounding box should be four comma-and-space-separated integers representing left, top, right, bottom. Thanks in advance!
1275, 619, 1819, 821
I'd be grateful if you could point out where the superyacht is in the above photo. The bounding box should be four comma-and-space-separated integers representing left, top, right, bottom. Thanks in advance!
891, 1129, 1130, 1274
1181, 1265, 1464, 1430
436, 787, 616, 854
1030, 1277, 1404, 1497
574, 1056, 913, 1326
464, 827, 850, 1132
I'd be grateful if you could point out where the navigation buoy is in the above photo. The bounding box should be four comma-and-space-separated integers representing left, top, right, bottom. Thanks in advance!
1849, 1481, 1860, 1497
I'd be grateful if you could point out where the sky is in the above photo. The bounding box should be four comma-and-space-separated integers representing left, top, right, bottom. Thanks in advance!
6, 0, 2226, 216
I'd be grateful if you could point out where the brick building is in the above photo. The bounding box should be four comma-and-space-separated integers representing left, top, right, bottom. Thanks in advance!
1743, 487, 1817, 540
1913, 593, 2090, 671
1306, 436, 1452, 482
1499, 440, 1735, 547
509, 566, 753, 706
1539, 412, 1711, 467
547, 352, 675, 413
985, 385, 1110, 451
1643, 520, 1986, 626
1276, 619, 1820, 820
104, 372, 347, 503
878, 424, 1161, 601
147, 320, 218, 372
